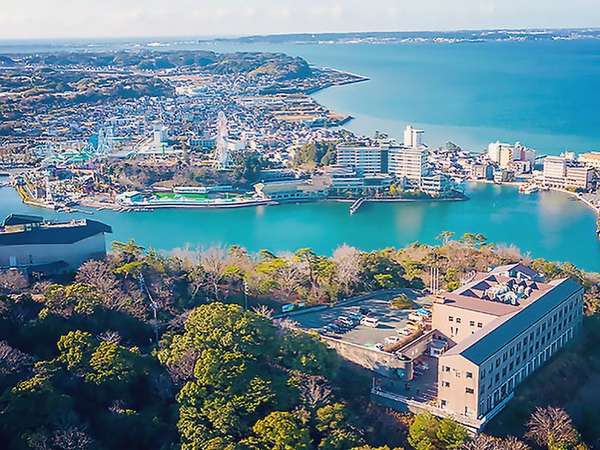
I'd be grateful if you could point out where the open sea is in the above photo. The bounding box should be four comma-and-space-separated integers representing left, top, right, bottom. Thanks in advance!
1, 37, 600, 270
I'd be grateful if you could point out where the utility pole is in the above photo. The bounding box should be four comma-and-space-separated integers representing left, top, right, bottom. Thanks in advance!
243, 278, 249, 310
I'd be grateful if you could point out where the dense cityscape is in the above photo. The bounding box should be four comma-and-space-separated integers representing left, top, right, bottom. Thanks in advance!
1, 24, 600, 450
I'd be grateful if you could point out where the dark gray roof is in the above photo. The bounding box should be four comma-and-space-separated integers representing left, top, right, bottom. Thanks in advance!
0, 219, 112, 246
3, 214, 44, 226
445, 278, 582, 365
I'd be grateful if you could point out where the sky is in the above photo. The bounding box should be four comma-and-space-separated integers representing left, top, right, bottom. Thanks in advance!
1, 0, 600, 40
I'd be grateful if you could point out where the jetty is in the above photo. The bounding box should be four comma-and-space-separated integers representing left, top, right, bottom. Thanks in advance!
350, 197, 366, 215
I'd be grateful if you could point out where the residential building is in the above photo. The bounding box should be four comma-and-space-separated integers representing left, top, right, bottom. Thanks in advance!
0, 214, 112, 273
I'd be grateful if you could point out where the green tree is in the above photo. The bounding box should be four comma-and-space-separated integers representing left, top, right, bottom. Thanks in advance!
247, 411, 312, 450
315, 403, 363, 449
408, 413, 467, 450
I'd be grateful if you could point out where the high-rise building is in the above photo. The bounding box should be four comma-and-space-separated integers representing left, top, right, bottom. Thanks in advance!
336, 145, 388, 175
403, 125, 425, 148
388, 146, 427, 187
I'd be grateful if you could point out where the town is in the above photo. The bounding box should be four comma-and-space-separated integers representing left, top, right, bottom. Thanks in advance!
1, 46, 600, 449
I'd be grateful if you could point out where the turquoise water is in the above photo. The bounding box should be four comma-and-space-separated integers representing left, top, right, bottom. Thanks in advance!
199, 40, 600, 154
2, 39, 600, 270
1, 185, 599, 271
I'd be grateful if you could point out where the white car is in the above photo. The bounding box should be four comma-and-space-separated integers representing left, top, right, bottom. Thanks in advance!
361, 317, 380, 328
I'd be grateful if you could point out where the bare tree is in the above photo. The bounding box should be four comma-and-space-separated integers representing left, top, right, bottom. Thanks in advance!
0, 341, 33, 378
98, 331, 121, 344
200, 246, 229, 300
462, 434, 530, 450
526, 406, 579, 449
504, 436, 531, 450
52, 426, 93, 450
332, 244, 362, 296
277, 263, 302, 301
298, 375, 332, 410
461, 434, 498, 450
0, 269, 29, 295
75, 260, 127, 311
252, 304, 274, 319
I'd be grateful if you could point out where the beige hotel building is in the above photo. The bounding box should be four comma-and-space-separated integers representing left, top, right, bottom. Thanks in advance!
432, 264, 584, 428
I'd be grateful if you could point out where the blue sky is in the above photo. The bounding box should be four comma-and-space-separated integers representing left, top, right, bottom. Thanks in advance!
1, 0, 600, 40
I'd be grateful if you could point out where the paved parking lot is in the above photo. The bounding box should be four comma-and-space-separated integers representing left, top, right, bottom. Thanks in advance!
294, 290, 432, 350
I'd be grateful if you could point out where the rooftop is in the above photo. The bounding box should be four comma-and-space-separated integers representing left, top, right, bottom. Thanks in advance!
0, 215, 112, 246
443, 275, 583, 365
438, 263, 552, 316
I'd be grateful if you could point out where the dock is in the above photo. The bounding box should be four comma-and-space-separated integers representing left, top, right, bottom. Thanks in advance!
350, 197, 366, 215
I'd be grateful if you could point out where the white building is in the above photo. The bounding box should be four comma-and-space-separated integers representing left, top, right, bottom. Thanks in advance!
543, 156, 593, 191
488, 141, 536, 171
403, 125, 425, 149
152, 122, 168, 151
388, 146, 427, 187
0, 214, 112, 273
336, 145, 388, 175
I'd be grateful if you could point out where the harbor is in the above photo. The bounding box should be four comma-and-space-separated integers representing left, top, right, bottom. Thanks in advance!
2, 182, 599, 272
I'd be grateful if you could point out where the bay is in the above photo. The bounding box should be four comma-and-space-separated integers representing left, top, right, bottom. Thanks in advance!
1, 184, 598, 271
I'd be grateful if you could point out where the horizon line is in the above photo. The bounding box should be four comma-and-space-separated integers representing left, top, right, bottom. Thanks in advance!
1, 25, 600, 43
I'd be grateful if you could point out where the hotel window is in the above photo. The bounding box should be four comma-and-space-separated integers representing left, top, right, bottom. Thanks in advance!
466, 388, 474, 394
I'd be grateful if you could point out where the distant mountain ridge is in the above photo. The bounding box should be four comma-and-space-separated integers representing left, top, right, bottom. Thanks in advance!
202, 28, 600, 45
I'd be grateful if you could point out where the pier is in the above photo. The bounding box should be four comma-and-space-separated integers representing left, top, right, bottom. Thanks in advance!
350, 197, 366, 215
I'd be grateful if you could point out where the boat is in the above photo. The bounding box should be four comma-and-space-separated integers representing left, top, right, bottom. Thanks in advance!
519, 184, 539, 194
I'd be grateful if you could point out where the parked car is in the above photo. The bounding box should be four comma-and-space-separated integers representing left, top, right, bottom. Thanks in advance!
361, 317, 380, 328
384, 336, 400, 345
338, 316, 355, 327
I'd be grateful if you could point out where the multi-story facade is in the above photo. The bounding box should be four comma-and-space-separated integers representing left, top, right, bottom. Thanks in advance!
336, 145, 388, 175
543, 156, 593, 191
373, 263, 584, 432
487, 141, 536, 172
420, 173, 457, 198
434, 264, 584, 428
388, 146, 427, 187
